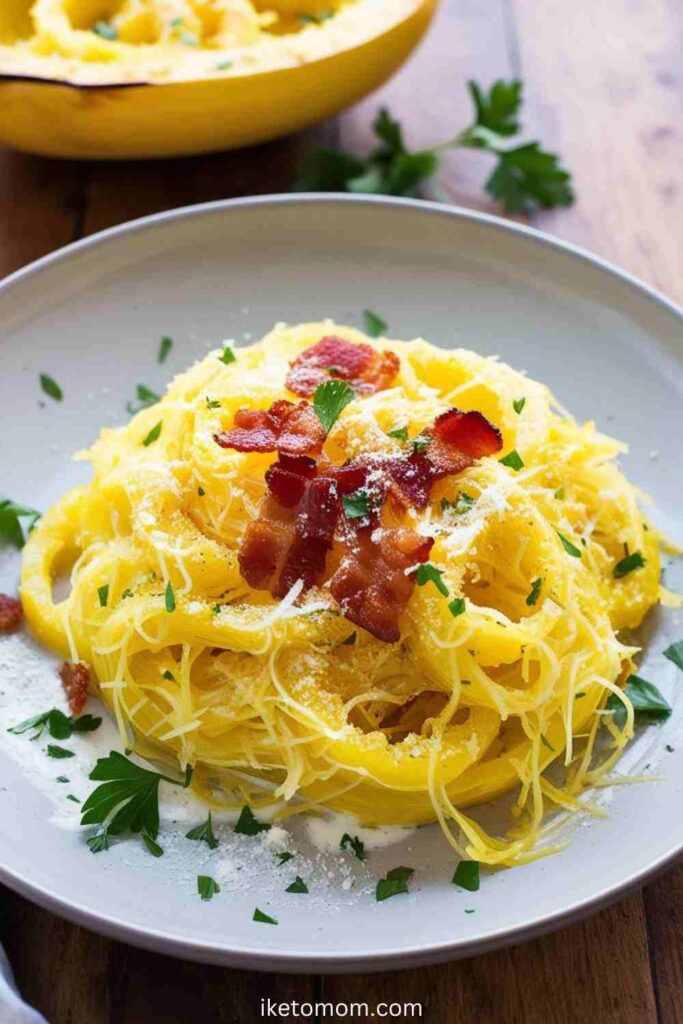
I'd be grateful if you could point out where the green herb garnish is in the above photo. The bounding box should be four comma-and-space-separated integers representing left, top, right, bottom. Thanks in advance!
554, 487, 565, 500
198, 876, 220, 901
557, 531, 581, 558
67, 794, 81, 804
253, 907, 278, 924
205, 396, 221, 410
540, 734, 554, 752
142, 829, 164, 857
127, 384, 160, 415
442, 493, 475, 516
92, 21, 117, 40
0, 499, 41, 549
452, 860, 480, 891
613, 551, 645, 578
340, 832, 365, 861
286, 876, 309, 894
47, 744, 74, 759
363, 309, 388, 338
664, 641, 683, 672
313, 379, 354, 434
499, 449, 524, 471
142, 421, 162, 447
164, 581, 176, 613
415, 563, 449, 597
298, 11, 334, 23
216, 59, 234, 71
277, 851, 294, 866
97, 584, 109, 608
513, 397, 526, 414
342, 488, 376, 520
376, 866, 414, 902
526, 578, 543, 606
448, 597, 466, 617
81, 751, 191, 854
158, 336, 173, 363
9, 709, 101, 741
162, 669, 175, 681
186, 813, 219, 850
342, 632, 357, 646
219, 344, 236, 365
295, 82, 573, 213
410, 434, 431, 454
234, 805, 271, 836
606, 675, 671, 729
40, 373, 63, 401
387, 425, 409, 442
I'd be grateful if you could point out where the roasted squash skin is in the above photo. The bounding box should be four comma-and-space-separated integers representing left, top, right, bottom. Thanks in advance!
0, 0, 436, 159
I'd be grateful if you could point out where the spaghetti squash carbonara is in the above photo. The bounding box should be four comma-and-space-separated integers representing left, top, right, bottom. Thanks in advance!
20, 321, 667, 866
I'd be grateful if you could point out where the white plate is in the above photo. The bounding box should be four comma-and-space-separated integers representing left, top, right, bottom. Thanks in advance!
0, 195, 681, 973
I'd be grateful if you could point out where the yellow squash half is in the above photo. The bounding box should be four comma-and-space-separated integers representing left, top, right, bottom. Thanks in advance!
0, 0, 436, 159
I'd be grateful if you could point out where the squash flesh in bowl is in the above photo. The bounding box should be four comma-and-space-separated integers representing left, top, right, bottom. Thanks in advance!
0, 0, 436, 159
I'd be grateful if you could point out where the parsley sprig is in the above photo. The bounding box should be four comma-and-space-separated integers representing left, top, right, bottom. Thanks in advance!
606, 675, 671, 729
0, 499, 41, 549
296, 81, 573, 214
9, 708, 101, 740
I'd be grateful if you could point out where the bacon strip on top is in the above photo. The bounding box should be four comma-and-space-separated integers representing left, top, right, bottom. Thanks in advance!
0, 594, 22, 635
59, 661, 90, 716
286, 336, 400, 398
214, 400, 324, 457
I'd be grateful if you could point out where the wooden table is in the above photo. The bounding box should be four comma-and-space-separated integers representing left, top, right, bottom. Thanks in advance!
1, 1, 682, 1021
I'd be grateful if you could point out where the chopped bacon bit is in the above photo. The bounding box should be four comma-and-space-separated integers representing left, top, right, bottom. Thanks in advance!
265, 454, 317, 508
286, 336, 400, 398
59, 662, 90, 716
0, 594, 22, 635
430, 408, 503, 463
330, 529, 433, 644
215, 400, 324, 456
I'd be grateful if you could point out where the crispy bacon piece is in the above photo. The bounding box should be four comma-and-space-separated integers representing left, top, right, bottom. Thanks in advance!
214, 400, 324, 456
330, 528, 434, 644
0, 594, 22, 634
286, 336, 400, 398
59, 661, 90, 716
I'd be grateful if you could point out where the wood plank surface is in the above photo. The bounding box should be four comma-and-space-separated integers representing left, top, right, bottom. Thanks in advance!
1, 0, 682, 1021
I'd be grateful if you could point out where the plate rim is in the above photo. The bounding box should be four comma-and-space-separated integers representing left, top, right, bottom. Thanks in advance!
1, 192, 682, 973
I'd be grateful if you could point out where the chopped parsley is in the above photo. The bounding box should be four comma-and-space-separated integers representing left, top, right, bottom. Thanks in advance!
340, 832, 365, 861
142, 830, 164, 857
9, 708, 101, 741
342, 488, 375, 520
298, 10, 334, 23
234, 804, 271, 836
277, 851, 294, 866
253, 907, 278, 924
216, 59, 234, 71
67, 794, 81, 804
613, 551, 645, 578
452, 860, 480, 891
47, 744, 74, 759
411, 434, 431, 454
663, 641, 683, 672
415, 563, 449, 597
39, 373, 63, 402
142, 421, 162, 447
97, 584, 109, 608
342, 632, 357, 646
56, 776, 69, 784
313, 380, 354, 434
513, 397, 526, 414
165, 581, 176, 613
121, 588, 134, 599
606, 674, 671, 729
286, 876, 309, 894
158, 335, 173, 363
205, 396, 221, 410
0, 499, 41, 549
198, 486, 206, 496
554, 486, 565, 500
556, 531, 582, 558
219, 344, 236, 365
387, 424, 409, 442
186, 813, 219, 850
363, 309, 388, 338
162, 669, 175, 681
198, 876, 220, 901
92, 21, 117, 40
526, 577, 543, 607
127, 384, 160, 415
540, 734, 554, 752
499, 449, 524, 471
376, 866, 414, 902
81, 751, 192, 854
442, 492, 475, 516
448, 597, 466, 618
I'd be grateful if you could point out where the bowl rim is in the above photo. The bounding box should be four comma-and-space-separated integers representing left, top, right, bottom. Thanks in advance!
1, 192, 682, 972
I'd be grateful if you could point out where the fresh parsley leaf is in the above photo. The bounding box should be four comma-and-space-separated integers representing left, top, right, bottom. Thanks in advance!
298, 10, 334, 23
466, 79, 521, 137
162, 669, 175, 681
342, 488, 375, 520
452, 860, 480, 891
198, 876, 220, 901
557, 531, 582, 558
410, 434, 431, 454
606, 675, 672, 729
295, 148, 368, 192
67, 794, 80, 804
127, 384, 160, 415
0, 499, 41, 549
71, 714, 102, 734
340, 832, 365, 861
664, 641, 683, 672
47, 744, 74, 759
448, 597, 466, 618
39, 373, 63, 402
234, 805, 270, 836
526, 578, 543, 607
286, 876, 309, 894
87, 824, 110, 853
387, 425, 409, 442
219, 344, 236, 365
142, 829, 164, 857
56, 776, 69, 783
613, 551, 645, 578
277, 851, 294, 866
142, 421, 162, 447
554, 487, 565, 500
513, 397, 526, 414
442, 492, 475, 516
81, 751, 192, 849
93, 20, 117, 40
98, 584, 109, 608
165, 581, 176, 613
197, 486, 206, 496
415, 563, 449, 597
253, 907, 278, 924
342, 632, 357, 646
186, 813, 219, 850
158, 336, 173, 363
313, 380, 354, 434
485, 143, 574, 213
9, 709, 100, 741
205, 396, 221, 410
376, 866, 414, 902
363, 309, 388, 338
499, 449, 524, 471
121, 588, 134, 599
